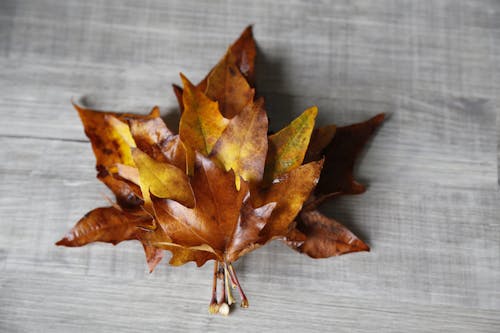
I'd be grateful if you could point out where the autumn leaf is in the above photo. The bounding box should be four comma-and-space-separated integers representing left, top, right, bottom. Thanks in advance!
156, 153, 250, 255
212, 97, 268, 189
172, 83, 185, 113
254, 160, 323, 242
227, 25, 257, 85
304, 124, 336, 163
225, 200, 276, 262
73, 103, 158, 209
172, 25, 257, 112
55, 206, 167, 272
129, 115, 188, 171
57, 26, 385, 315
263, 106, 318, 184
179, 73, 228, 174
142, 244, 164, 273
312, 113, 385, 199
56, 206, 150, 247
166, 245, 216, 267
131, 147, 194, 209
286, 210, 369, 258
205, 51, 255, 118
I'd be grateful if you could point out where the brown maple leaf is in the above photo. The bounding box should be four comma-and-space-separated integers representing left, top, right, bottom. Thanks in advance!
56, 25, 384, 315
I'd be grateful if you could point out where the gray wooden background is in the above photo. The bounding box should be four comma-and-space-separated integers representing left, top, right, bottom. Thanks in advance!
1, 0, 499, 332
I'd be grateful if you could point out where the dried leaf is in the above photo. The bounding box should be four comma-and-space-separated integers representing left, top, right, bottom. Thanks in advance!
255, 160, 323, 241
157, 153, 249, 255
172, 84, 185, 113
128, 114, 186, 170
263, 106, 318, 183
212, 97, 268, 189
143, 244, 164, 273
227, 25, 257, 85
74, 104, 153, 209
286, 210, 369, 258
304, 124, 336, 163
225, 201, 276, 262
128, 111, 173, 160
111, 163, 139, 186
57, 26, 385, 315
132, 148, 194, 208
172, 25, 257, 111
205, 51, 255, 118
166, 246, 215, 267
55, 206, 150, 246
314, 113, 385, 197
137, 215, 215, 267
180, 74, 228, 155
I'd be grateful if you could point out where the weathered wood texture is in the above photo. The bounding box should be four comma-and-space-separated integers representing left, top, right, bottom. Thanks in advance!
1, 0, 499, 332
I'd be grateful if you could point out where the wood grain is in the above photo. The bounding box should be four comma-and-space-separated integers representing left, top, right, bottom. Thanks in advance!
1, 0, 499, 332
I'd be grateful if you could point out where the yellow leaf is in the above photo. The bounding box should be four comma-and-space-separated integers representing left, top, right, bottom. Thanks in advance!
105, 115, 136, 166
179, 74, 228, 175
132, 148, 195, 208
212, 98, 268, 190
73, 103, 149, 209
263, 106, 318, 183
179, 73, 228, 155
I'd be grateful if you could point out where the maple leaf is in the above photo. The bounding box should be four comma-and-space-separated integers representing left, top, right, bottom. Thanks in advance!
286, 210, 369, 258
312, 113, 386, 198
263, 106, 318, 184
56, 25, 385, 315
212, 97, 268, 189
172, 25, 256, 114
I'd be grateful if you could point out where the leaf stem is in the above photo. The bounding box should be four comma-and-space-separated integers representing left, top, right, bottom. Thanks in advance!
208, 261, 219, 314
227, 263, 237, 288
228, 263, 249, 308
224, 262, 235, 306
217, 261, 229, 315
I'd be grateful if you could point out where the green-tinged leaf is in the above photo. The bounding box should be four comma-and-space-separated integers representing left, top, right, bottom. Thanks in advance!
263, 106, 318, 183
179, 74, 228, 154
179, 74, 228, 174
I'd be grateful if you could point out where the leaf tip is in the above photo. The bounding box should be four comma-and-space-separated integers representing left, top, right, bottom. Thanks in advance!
179, 72, 192, 88
72, 101, 86, 117
55, 237, 71, 247
306, 105, 318, 118
372, 112, 386, 125
149, 105, 161, 117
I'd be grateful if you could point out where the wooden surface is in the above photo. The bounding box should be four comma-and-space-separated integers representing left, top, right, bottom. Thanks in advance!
1, 0, 499, 332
